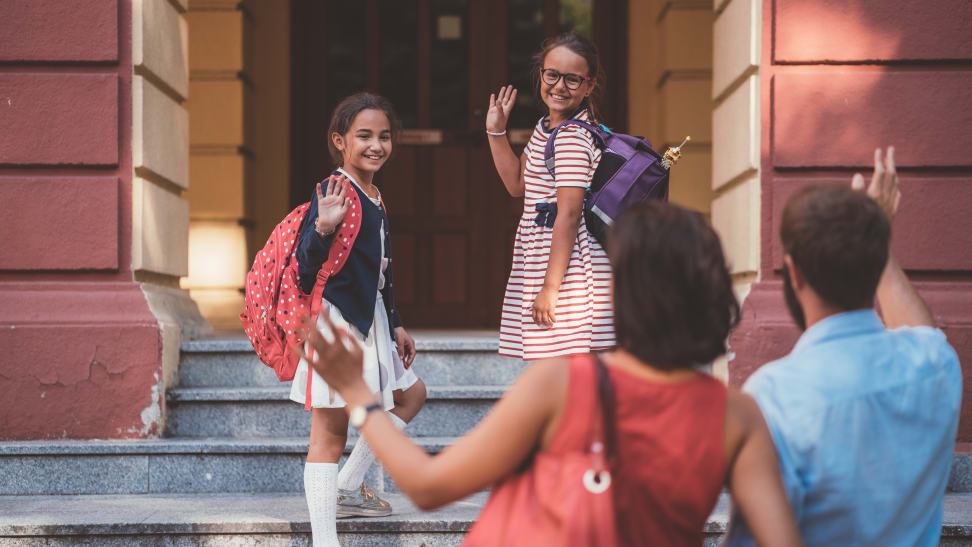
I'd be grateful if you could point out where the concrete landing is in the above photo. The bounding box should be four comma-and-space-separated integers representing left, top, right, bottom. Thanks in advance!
2, 492, 972, 544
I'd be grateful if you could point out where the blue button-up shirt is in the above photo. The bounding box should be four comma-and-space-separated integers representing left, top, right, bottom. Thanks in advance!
726, 310, 961, 546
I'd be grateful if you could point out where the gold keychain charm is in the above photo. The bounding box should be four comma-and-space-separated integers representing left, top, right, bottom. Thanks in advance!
662, 136, 691, 170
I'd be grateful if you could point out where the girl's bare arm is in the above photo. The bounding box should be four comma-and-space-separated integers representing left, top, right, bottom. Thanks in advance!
344, 359, 565, 509
486, 85, 525, 197
532, 186, 585, 326
724, 390, 804, 547
488, 135, 526, 197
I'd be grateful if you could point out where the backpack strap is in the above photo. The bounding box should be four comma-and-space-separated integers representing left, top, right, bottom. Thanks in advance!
302, 177, 363, 410
543, 119, 608, 176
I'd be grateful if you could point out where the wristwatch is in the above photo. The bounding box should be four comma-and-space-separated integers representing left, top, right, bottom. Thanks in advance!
349, 402, 383, 428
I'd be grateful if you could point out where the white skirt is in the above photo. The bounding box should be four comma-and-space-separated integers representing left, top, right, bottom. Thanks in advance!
289, 291, 419, 410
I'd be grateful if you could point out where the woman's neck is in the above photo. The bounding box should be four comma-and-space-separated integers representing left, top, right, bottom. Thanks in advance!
602, 348, 701, 384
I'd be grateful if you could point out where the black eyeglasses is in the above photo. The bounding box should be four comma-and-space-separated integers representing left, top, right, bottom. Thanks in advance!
540, 68, 592, 90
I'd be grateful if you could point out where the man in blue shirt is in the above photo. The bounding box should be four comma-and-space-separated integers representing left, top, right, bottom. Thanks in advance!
727, 147, 962, 546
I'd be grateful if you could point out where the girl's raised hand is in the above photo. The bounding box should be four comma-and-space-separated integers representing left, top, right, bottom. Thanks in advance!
486, 85, 517, 133
316, 175, 351, 235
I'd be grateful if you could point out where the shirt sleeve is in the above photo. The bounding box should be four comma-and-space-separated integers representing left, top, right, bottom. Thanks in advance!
551, 124, 596, 189
295, 190, 334, 294
893, 326, 963, 404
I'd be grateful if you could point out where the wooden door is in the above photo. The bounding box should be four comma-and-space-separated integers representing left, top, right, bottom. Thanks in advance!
291, 0, 627, 328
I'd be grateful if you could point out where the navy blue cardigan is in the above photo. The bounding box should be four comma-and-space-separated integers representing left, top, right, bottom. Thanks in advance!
296, 175, 402, 337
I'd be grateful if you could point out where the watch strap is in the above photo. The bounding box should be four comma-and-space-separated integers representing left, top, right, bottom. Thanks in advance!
362, 402, 382, 414
352, 402, 383, 428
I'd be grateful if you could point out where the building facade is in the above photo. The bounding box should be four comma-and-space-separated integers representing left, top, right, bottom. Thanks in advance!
1, 0, 969, 443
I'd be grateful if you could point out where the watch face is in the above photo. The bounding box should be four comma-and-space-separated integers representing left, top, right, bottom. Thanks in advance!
350, 406, 367, 427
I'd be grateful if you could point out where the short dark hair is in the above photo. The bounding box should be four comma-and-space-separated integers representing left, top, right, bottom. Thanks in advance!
531, 31, 604, 123
610, 201, 740, 370
780, 184, 890, 310
327, 92, 401, 166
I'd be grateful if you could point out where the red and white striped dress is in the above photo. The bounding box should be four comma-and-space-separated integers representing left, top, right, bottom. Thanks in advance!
499, 110, 615, 360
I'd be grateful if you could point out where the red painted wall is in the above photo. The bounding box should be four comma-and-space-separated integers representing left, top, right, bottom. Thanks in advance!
0, 0, 164, 439
729, 0, 972, 441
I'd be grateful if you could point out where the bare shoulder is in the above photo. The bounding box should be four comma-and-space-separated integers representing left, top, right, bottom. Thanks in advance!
725, 388, 764, 430
503, 357, 571, 424
723, 387, 766, 466
516, 357, 570, 391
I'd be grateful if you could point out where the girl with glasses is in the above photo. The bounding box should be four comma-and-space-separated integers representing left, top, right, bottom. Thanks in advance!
485, 31, 614, 361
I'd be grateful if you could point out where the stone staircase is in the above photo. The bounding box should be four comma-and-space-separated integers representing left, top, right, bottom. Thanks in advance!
0, 332, 526, 545
2, 331, 972, 545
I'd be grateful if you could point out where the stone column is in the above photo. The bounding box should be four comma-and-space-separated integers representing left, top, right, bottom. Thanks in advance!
711, 0, 761, 380
184, 1, 250, 331
727, 0, 972, 441
0, 0, 205, 440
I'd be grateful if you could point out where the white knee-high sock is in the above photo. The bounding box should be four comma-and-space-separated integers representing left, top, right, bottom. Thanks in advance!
338, 412, 408, 490
304, 462, 341, 547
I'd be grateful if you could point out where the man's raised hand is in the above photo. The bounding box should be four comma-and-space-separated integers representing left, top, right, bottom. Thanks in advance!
852, 147, 901, 221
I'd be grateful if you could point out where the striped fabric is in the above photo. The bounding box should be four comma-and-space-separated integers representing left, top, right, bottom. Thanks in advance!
499, 110, 616, 360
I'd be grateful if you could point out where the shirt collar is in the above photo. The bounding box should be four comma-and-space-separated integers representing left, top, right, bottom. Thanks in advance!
791, 309, 884, 354
336, 167, 360, 189
336, 167, 383, 208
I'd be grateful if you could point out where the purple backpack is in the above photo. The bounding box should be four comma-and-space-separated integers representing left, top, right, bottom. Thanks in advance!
544, 119, 680, 248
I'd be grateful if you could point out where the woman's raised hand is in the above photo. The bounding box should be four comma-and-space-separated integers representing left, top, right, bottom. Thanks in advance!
316, 175, 351, 235
486, 85, 517, 133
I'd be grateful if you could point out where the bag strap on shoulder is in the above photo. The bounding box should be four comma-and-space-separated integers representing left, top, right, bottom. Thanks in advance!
592, 354, 619, 466
544, 119, 608, 176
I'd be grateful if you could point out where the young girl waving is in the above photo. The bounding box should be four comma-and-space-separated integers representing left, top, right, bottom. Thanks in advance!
291, 93, 427, 547
487, 32, 614, 360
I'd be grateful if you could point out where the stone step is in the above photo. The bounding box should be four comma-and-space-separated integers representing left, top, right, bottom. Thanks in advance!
5, 492, 972, 545
165, 385, 504, 438
0, 492, 489, 546
180, 332, 527, 388
0, 437, 454, 496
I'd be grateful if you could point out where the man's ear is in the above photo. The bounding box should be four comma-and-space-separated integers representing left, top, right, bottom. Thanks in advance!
783, 254, 805, 291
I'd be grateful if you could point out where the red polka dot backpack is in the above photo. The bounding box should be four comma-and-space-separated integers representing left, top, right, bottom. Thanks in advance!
239, 175, 361, 384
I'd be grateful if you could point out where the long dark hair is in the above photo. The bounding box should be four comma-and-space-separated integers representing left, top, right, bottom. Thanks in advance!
531, 31, 604, 123
327, 92, 402, 167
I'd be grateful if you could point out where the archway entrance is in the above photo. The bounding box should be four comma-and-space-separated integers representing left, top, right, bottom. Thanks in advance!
290, 0, 627, 328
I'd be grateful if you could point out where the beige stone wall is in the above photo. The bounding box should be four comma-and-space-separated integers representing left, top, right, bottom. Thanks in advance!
710, 0, 761, 379
132, 0, 209, 417
243, 0, 291, 262
183, 1, 290, 331
630, 0, 760, 380
629, 0, 715, 216
184, 0, 247, 331
132, 0, 190, 277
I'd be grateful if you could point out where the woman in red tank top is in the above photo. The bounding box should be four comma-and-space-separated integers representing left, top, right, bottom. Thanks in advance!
299, 201, 802, 546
